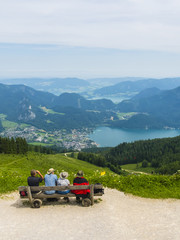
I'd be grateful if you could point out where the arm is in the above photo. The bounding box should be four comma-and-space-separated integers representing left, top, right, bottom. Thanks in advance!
55, 175, 58, 185
36, 170, 44, 180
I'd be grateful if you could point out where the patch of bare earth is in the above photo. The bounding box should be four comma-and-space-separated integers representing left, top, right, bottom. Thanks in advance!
0, 188, 180, 240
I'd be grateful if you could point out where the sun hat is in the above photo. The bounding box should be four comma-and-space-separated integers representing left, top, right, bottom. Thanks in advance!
60, 172, 68, 179
77, 170, 84, 177
47, 168, 55, 174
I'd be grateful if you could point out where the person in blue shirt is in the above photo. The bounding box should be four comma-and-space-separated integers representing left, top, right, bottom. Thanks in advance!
44, 168, 58, 194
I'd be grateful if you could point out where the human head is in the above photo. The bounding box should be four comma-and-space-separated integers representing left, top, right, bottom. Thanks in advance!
47, 168, 55, 175
77, 170, 84, 177
60, 172, 68, 179
31, 169, 37, 177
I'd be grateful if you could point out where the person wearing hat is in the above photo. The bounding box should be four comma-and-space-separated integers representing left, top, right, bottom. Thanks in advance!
57, 172, 70, 201
44, 168, 58, 194
72, 170, 90, 202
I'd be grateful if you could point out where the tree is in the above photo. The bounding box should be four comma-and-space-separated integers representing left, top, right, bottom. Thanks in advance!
142, 160, 149, 168
71, 152, 75, 158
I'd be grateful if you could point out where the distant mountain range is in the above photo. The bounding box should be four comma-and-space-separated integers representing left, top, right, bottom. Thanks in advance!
94, 77, 180, 96
1, 77, 180, 101
0, 78, 90, 96
1, 80, 180, 131
0, 77, 145, 97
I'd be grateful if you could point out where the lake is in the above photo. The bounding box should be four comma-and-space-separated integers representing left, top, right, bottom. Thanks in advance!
88, 127, 180, 147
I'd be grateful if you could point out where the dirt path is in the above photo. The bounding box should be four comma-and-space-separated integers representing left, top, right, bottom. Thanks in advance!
121, 168, 150, 175
0, 188, 180, 240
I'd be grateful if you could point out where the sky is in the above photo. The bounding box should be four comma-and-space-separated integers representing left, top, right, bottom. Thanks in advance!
0, 0, 180, 79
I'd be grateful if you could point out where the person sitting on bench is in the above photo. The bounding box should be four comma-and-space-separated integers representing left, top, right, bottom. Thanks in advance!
72, 170, 90, 202
44, 168, 57, 194
57, 171, 70, 202
27, 169, 44, 194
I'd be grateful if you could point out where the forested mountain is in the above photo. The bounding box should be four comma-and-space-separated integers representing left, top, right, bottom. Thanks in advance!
55, 93, 115, 110
103, 135, 180, 174
80, 135, 180, 175
111, 114, 165, 129
132, 87, 162, 100
115, 86, 180, 128
0, 83, 116, 130
0, 83, 55, 124
94, 77, 180, 96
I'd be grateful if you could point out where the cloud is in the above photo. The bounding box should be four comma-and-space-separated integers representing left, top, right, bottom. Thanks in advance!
0, 0, 180, 52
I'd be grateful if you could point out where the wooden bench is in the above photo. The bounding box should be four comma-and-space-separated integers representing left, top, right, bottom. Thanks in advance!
19, 184, 104, 208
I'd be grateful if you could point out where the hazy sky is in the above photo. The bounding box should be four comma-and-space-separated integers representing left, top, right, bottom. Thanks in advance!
0, 0, 180, 78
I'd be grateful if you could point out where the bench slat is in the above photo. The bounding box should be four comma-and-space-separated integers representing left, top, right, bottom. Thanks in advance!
19, 192, 103, 200
32, 193, 76, 198
19, 184, 103, 192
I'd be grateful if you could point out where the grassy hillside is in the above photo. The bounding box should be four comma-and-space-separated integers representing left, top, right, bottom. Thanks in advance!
0, 152, 180, 199
0, 152, 111, 194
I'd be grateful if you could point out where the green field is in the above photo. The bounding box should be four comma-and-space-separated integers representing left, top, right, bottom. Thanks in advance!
122, 163, 155, 174
40, 106, 65, 115
117, 112, 137, 120
0, 114, 30, 130
28, 142, 54, 146
2, 120, 18, 129
0, 114, 7, 120
0, 114, 18, 129
0, 152, 180, 199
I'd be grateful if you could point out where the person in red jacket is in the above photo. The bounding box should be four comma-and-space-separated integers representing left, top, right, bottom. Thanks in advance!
72, 170, 90, 202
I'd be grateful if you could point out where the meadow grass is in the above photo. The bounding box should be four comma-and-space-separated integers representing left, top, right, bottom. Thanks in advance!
28, 142, 54, 146
0, 152, 180, 199
122, 163, 155, 174
1, 120, 18, 129
40, 106, 65, 115
117, 112, 137, 120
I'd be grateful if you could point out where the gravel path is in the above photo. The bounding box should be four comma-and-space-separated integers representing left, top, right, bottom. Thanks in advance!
0, 188, 180, 240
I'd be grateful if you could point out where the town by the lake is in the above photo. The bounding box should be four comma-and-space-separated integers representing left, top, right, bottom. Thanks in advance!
0, 126, 98, 151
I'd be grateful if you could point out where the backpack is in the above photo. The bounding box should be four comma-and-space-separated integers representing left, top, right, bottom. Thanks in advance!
94, 183, 104, 194
19, 191, 27, 197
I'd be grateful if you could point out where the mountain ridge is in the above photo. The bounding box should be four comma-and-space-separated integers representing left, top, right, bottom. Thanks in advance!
94, 77, 180, 96
1, 82, 180, 131
0, 83, 115, 131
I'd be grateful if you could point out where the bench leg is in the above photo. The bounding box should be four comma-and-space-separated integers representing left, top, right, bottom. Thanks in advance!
27, 186, 33, 207
90, 184, 94, 206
